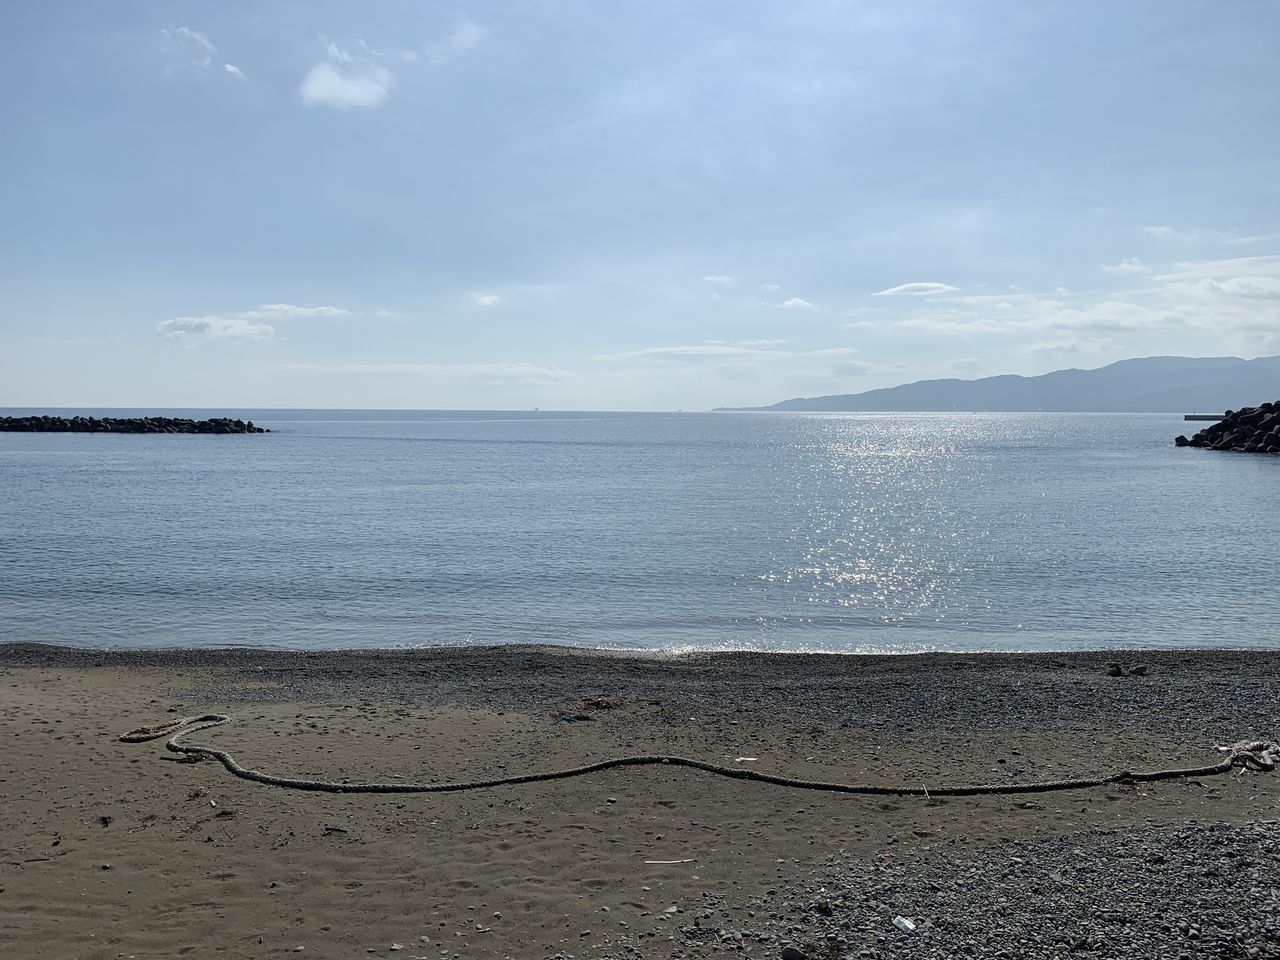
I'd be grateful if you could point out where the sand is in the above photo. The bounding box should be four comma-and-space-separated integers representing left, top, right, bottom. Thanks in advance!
1, 644, 1278, 959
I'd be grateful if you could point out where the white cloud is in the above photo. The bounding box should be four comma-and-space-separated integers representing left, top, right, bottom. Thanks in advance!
596, 342, 856, 364
161, 25, 215, 73
224, 64, 246, 81
779, 297, 816, 309
1026, 336, 1118, 355
897, 298, 1171, 337
471, 293, 501, 307
1153, 255, 1280, 282
597, 345, 775, 361
871, 282, 960, 297
760, 283, 783, 292
805, 347, 861, 357
236, 303, 349, 320
324, 40, 353, 64
157, 316, 273, 341
1210, 277, 1280, 298
425, 16, 488, 66
288, 362, 565, 386
1099, 257, 1145, 274
1226, 232, 1280, 246
155, 302, 358, 342
300, 61, 394, 109
1143, 225, 1280, 246
1168, 276, 1280, 300
703, 275, 733, 283
887, 257, 1280, 349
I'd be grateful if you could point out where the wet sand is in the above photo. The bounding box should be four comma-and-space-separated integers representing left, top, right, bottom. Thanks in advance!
1, 644, 1278, 959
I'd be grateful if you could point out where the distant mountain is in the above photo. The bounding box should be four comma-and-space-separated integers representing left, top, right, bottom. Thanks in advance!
718, 356, 1280, 413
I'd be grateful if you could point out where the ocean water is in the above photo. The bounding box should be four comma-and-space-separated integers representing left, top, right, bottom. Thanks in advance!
1, 409, 1277, 653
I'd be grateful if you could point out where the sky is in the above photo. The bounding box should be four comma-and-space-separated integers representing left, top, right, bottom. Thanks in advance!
2, 1, 1279, 411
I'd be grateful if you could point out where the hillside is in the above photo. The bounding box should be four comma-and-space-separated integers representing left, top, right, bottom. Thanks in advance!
720, 356, 1280, 413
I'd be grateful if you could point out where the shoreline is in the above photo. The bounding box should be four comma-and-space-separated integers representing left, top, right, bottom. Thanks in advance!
7, 638, 1280, 659
3, 644, 1278, 958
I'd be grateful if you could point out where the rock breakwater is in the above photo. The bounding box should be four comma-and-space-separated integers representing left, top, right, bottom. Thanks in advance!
0, 415, 268, 434
1175, 402, 1280, 453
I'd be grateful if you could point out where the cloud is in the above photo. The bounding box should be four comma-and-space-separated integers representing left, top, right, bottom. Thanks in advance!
596, 344, 775, 361
157, 316, 273, 341
1153, 255, 1280, 282
1172, 277, 1280, 299
224, 64, 246, 81
300, 60, 394, 109
288, 362, 565, 386
947, 358, 985, 375
425, 16, 488, 66
592, 341, 901, 389
155, 302, 359, 342
161, 25, 215, 73
887, 256, 1280, 349
471, 293, 501, 307
1026, 336, 1118, 355
760, 283, 783, 292
235, 304, 349, 320
896, 297, 1169, 337
596, 342, 856, 364
1099, 257, 1145, 274
1227, 232, 1280, 246
703, 275, 733, 283
871, 282, 960, 297
323, 39, 353, 64
1143, 225, 1280, 246
779, 297, 816, 309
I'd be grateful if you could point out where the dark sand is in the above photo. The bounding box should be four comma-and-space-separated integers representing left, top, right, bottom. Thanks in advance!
1, 645, 1277, 959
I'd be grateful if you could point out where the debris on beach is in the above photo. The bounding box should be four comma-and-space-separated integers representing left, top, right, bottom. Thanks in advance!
1106, 662, 1151, 678
550, 711, 594, 722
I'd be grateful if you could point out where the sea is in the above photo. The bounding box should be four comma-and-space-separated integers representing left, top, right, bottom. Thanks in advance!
1, 409, 1276, 654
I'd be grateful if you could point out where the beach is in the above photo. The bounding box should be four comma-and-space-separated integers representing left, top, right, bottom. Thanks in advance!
2, 644, 1278, 959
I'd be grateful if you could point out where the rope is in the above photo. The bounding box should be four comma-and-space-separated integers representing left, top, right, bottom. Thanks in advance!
120, 714, 1280, 798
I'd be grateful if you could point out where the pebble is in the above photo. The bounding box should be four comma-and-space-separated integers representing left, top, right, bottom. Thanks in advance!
637, 822, 1280, 960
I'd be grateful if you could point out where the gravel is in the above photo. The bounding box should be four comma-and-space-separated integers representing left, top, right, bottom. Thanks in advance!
5, 643, 1280, 741
599, 822, 1280, 959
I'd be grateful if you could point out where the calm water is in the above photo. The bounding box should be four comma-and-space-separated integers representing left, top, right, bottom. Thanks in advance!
1, 410, 1277, 653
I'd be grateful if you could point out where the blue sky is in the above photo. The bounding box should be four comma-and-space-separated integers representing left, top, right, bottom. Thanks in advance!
2, 1, 1279, 410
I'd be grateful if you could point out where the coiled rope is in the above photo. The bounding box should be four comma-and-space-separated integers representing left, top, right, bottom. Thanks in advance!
121, 714, 1280, 798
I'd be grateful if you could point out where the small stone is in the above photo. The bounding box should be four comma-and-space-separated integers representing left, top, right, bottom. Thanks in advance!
781, 947, 807, 960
